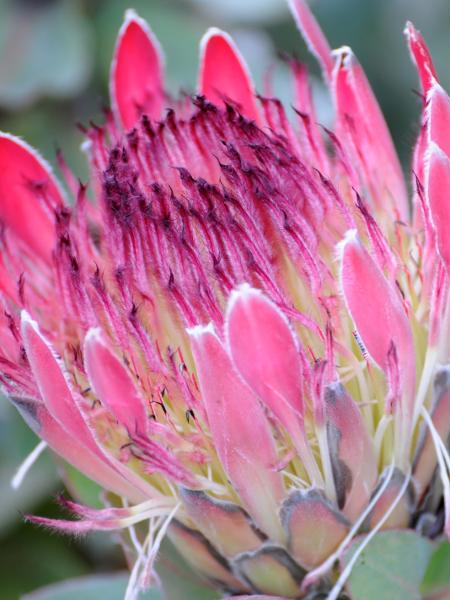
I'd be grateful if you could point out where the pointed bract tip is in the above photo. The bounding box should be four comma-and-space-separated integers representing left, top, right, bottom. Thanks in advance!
335, 229, 361, 269
186, 322, 216, 339
115, 8, 164, 62
200, 27, 232, 49
0, 131, 67, 203
235, 281, 255, 295
426, 140, 449, 164
404, 20, 438, 94
123, 8, 140, 23
83, 327, 104, 346
199, 27, 245, 74
287, 0, 333, 82
120, 8, 161, 48
404, 20, 416, 38
227, 283, 262, 311
20, 309, 34, 326
226, 284, 292, 338
336, 228, 359, 253
404, 20, 428, 53
198, 25, 260, 122
331, 45, 355, 65
343, 228, 359, 243
0, 131, 67, 262
80, 139, 92, 156
111, 6, 165, 129
20, 310, 40, 337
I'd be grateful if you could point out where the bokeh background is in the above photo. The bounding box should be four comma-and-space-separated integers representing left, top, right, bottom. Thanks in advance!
1, 0, 450, 598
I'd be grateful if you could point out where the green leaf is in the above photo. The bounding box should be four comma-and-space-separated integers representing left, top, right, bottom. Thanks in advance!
0, 523, 89, 599
61, 462, 103, 508
0, 0, 92, 108
156, 539, 221, 600
421, 540, 450, 598
93, 0, 206, 95
22, 573, 163, 600
0, 401, 59, 533
342, 530, 435, 600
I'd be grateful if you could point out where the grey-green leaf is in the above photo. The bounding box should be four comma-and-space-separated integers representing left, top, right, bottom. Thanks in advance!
22, 573, 163, 600
342, 530, 435, 600
156, 538, 221, 600
421, 540, 450, 598
0, 0, 92, 109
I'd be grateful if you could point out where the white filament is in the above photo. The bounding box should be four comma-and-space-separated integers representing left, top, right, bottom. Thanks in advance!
124, 502, 180, 600
302, 462, 395, 589
125, 527, 152, 600
420, 407, 450, 522
11, 440, 47, 490
316, 425, 337, 503
327, 469, 411, 600
373, 414, 393, 464
118, 506, 178, 529
142, 502, 180, 577
413, 346, 438, 428
421, 407, 450, 474
122, 498, 147, 572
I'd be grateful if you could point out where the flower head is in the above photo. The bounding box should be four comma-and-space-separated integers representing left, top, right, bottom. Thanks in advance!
2, 1, 450, 598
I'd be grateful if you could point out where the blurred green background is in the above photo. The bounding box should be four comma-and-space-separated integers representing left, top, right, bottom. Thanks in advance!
1, 0, 450, 598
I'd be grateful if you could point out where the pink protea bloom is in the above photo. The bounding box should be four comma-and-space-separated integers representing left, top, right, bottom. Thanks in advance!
2, 1, 450, 598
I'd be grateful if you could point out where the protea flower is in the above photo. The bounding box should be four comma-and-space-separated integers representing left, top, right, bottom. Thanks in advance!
2, 1, 450, 598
